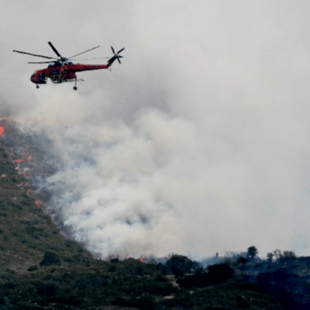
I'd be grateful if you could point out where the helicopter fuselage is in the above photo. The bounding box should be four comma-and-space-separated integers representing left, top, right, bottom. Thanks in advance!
30, 63, 110, 85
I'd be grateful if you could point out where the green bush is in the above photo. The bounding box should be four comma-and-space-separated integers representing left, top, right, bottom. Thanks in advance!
27, 265, 38, 272
40, 252, 61, 266
166, 254, 200, 274
207, 263, 234, 284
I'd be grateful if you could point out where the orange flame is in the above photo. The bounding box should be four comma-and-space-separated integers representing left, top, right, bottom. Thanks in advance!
0, 126, 5, 137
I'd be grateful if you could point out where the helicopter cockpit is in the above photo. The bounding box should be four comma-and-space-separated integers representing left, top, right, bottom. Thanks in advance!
48, 61, 73, 68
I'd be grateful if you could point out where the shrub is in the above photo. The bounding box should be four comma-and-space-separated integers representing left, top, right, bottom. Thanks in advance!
25, 226, 48, 239
166, 254, 200, 274
170, 265, 184, 277
27, 265, 38, 272
112, 297, 133, 307
207, 263, 234, 284
178, 263, 234, 289
108, 265, 116, 272
40, 252, 61, 266
134, 294, 156, 310
37, 283, 57, 298
237, 256, 249, 266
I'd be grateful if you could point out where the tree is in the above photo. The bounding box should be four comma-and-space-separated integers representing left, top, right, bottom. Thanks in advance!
273, 249, 282, 260
267, 253, 274, 262
282, 251, 296, 260
166, 254, 200, 275
40, 252, 61, 266
237, 256, 248, 266
247, 246, 258, 259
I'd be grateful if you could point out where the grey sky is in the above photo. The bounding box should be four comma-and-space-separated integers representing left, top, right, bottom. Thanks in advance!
1, 1, 310, 259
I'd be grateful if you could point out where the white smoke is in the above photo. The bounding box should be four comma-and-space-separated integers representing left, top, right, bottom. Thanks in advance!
2, 1, 310, 259
23, 108, 200, 258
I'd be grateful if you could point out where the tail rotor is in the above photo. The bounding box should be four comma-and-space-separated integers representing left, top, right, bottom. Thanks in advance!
109, 46, 124, 64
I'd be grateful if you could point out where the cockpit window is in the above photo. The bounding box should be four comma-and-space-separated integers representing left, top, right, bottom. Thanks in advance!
33, 71, 37, 75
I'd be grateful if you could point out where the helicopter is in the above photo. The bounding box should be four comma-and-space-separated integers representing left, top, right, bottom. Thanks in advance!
13, 42, 124, 90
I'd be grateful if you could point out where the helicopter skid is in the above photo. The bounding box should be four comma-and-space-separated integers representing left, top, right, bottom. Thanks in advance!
49, 78, 84, 84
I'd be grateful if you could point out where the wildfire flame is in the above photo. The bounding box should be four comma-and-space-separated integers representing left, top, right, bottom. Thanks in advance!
35, 200, 43, 207
0, 125, 5, 137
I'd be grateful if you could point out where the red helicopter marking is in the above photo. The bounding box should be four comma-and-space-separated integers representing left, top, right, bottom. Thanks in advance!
13, 42, 124, 90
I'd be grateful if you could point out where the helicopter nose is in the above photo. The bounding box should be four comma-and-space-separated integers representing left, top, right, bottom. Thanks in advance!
30, 74, 37, 83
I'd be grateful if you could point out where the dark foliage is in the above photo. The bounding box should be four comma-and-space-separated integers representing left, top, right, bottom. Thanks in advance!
178, 263, 234, 289
111, 297, 133, 307
170, 265, 184, 276
40, 252, 61, 266
247, 246, 258, 258
207, 263, 234, 284
27, 265, 38, 272
166, 254, 200, 275
256, 270, 310, 309
133, 294, 156, 310
237, 256, 249, 265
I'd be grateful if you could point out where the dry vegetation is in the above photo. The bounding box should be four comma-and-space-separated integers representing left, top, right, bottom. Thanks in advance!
0, 142, 290, 309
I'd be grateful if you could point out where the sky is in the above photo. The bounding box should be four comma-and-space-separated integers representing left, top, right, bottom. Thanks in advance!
1, 0, 310, 259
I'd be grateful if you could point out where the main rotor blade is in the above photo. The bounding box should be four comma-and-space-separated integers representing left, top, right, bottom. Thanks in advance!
111, 46, 115, 54
70, 57, 106, 60
68, 45, 100, 59
48, 41, 62, 58
13, 50, 57, 60
117, 48, 125, 54
28, 61, 56, 64
117, 57, 121, 64
77, 55, 123, 60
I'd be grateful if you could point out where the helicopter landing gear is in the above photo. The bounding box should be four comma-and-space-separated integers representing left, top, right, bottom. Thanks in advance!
73, 77, 78, 91
36, 85, 39, 89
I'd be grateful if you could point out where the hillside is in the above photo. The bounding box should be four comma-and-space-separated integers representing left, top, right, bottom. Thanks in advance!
0, 137, 295, 310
